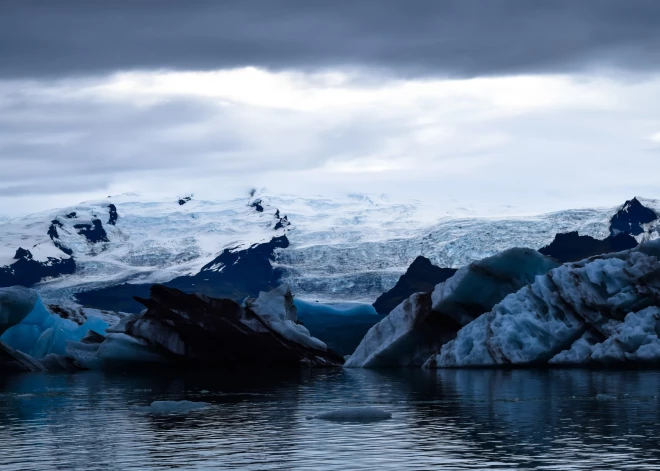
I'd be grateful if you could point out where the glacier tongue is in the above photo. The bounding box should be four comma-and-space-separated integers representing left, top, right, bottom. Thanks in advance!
427, 241, 660, 368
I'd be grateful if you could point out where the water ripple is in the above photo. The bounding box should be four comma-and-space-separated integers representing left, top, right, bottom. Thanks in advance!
1, 369, 659, 470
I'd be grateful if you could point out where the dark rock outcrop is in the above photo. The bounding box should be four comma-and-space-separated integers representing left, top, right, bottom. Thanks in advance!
610, 197, 657, 236
74, 219, 109, 243
178, 196, 192, 206
538, 198, 657, 264
107, 204, 118, 225
274, 215, 290, 230
76, 236, 290, 312
0, 248, 76, 288
250, 199, 264, 212
47, 219, 74, 256
539, 231, 637, 263
373, 256, 457, 315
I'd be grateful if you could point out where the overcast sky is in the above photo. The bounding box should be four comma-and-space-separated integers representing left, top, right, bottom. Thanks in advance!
2, 0, 660, 216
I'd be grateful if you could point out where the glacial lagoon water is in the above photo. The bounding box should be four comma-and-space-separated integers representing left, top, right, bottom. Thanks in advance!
1, 369, 660, 470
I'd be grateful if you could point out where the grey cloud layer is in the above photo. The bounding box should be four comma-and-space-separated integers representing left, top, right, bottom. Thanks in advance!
2, 0, 660, 78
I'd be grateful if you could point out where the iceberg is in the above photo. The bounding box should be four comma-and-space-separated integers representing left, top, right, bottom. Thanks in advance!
346, 249, 558, 367
309, 406, 392, 422
0, 286, 38, 334
68, 284, 344, 370
136, 400, 211, 414
1, 292, 109, 359
372, 256, 457, 315
427, 241, 660, 368
245, 284, 327, 351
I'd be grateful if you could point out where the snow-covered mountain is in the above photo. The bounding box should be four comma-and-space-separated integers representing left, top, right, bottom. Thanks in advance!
1, 192, 659, 307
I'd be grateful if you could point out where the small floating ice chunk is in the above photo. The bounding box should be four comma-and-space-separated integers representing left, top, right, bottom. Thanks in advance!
309, 406, 392, 422
596, 394, 617, 401
137, 400, 211, 414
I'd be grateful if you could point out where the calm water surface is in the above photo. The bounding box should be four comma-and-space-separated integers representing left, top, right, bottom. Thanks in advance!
1, 368, 659, 470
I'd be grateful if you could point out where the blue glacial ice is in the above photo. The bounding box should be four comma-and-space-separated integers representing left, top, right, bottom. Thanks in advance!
1, 291, 109, 359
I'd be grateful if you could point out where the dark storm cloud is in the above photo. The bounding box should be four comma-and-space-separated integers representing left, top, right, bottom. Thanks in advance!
1, 0, 660, 79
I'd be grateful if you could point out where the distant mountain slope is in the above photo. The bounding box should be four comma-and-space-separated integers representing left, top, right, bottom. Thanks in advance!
76, 236, 289, 313
1, 193, 658, 306
539, 197, 657, 263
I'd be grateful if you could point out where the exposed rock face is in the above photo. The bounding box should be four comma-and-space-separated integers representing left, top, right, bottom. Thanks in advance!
178, 195, 193, 205
346, 249, 559, 367
74, 219, 109, 243
373, 256, 457, 315
107, 204, 118, 225
539, 231, 637, 263
250, 199, 264, 212
0, 248, 76, 288
274, 215, 290, 230
427, 241, 660, 368
68, 284, 344, 369
77, 236, 290, 312
610, 197, 657, 236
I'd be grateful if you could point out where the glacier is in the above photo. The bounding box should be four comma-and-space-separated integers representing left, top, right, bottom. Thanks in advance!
426, 240, 660, 368
2, 192, 658, 308
345, 249, 558, 367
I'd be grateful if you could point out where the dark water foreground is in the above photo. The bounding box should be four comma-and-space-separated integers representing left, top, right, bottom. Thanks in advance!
1, 368, 659, 470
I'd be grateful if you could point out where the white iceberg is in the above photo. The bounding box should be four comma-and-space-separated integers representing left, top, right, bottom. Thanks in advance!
427, 241, 660, 367
346, 249, 558, 367
245, 284, 327, 352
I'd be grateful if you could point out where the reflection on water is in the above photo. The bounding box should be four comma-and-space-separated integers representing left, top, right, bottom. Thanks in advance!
1, 369, 659, 470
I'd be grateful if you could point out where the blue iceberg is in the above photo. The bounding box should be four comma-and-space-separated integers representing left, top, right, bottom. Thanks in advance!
1, 290, 109, 359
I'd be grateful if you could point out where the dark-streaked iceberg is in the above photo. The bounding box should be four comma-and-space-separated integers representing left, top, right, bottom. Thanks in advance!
345, 248, 559, 367
68, 284, 344, 369
425, 241, 660, 368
